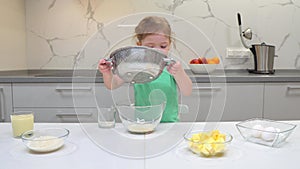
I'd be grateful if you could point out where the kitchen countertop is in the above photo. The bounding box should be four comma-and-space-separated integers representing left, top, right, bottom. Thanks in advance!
1, 121, 299, 169
0, 69, 300, 83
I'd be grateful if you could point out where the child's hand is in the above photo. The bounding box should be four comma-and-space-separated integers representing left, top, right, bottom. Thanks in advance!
167, 61, 184, 76
98, 59, 112, 74
167, 61, 192, 96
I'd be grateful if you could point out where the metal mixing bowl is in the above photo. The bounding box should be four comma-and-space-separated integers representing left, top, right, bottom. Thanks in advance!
107, 46, 175, 84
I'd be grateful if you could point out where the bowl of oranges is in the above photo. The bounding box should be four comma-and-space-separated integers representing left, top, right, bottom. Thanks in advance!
189, 57, 220, 74
184, 130, 232, 157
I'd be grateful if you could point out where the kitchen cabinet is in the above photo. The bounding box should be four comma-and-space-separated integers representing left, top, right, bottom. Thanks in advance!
12, 83, 114, 122
264, 83, 300, 120
13, 83, 96, 108
14, 81, 300, 122
0, 83, 13, 122
222, 83, 264, 121
13, 107, 98, 123
2, 69, 300, 122
180, 83, 264, 122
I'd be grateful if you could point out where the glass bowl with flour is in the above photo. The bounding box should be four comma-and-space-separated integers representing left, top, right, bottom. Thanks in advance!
116, 101, 165, 134
21, 128, 69, 152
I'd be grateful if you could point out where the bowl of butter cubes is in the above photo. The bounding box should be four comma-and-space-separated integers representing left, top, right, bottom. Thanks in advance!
184, 130, 233, 157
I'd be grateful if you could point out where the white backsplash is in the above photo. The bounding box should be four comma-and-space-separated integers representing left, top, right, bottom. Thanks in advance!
25, 0, 300, 70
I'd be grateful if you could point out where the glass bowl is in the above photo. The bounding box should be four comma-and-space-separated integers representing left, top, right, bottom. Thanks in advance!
21, 128, 70, 152
236, 118, 297, 147
188, 64, 217, 74
184, 130, 233, 157
116, 102, 165, 134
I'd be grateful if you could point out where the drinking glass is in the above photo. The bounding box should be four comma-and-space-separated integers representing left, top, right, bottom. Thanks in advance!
98, 107, 116, 128
11, 111, 34, 138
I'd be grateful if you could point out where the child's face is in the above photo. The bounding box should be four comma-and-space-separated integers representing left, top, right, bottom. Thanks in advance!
138, 34, 171, 55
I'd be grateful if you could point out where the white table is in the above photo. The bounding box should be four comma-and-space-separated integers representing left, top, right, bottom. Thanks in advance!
1, 121, 299, 169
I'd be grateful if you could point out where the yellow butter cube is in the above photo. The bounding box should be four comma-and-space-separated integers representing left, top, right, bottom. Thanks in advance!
188, 130, 227, 156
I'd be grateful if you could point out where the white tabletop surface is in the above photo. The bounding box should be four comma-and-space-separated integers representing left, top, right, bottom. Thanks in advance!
1, 121, 299, 169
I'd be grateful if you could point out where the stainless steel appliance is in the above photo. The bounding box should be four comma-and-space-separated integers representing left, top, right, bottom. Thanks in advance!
237, 13, 276, 74
249, 43, 275, 74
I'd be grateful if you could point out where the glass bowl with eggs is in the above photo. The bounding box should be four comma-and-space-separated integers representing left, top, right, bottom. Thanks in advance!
236, 118, 297, 147
21, 128, 70, 152
184, 130, 233, 157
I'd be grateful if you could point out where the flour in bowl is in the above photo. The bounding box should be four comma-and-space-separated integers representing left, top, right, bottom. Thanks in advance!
27, 136, 64, 152
127, 124, 156, 134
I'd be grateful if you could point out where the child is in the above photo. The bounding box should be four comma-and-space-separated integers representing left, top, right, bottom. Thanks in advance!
98, 16, 192, 122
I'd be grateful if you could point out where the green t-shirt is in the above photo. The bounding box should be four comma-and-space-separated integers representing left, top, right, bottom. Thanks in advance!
134, 69, 178, 122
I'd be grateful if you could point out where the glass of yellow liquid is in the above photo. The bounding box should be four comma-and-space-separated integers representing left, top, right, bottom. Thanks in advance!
11, 111, 34, 138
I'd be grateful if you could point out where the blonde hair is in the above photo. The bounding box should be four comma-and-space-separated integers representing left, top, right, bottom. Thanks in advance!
135, 16, 172, 43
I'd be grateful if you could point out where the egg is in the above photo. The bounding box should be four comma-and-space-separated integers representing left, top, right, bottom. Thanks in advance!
251, 124, 264, 138
261, 127, 279, 141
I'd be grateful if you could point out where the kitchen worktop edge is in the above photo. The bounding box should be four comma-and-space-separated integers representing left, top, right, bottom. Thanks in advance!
0, 69, 300, 83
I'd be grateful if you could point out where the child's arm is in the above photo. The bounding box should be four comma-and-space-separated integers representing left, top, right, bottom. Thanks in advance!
167, 61, 192, 96
98, 59, 124, 89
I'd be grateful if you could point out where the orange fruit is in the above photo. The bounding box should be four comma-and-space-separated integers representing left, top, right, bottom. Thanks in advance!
207, 59, 215, 64
211, 57, 220, 64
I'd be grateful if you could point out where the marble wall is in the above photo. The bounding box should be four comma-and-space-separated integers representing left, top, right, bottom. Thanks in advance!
25, 0, 300, 70
0, 0, 26, 71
